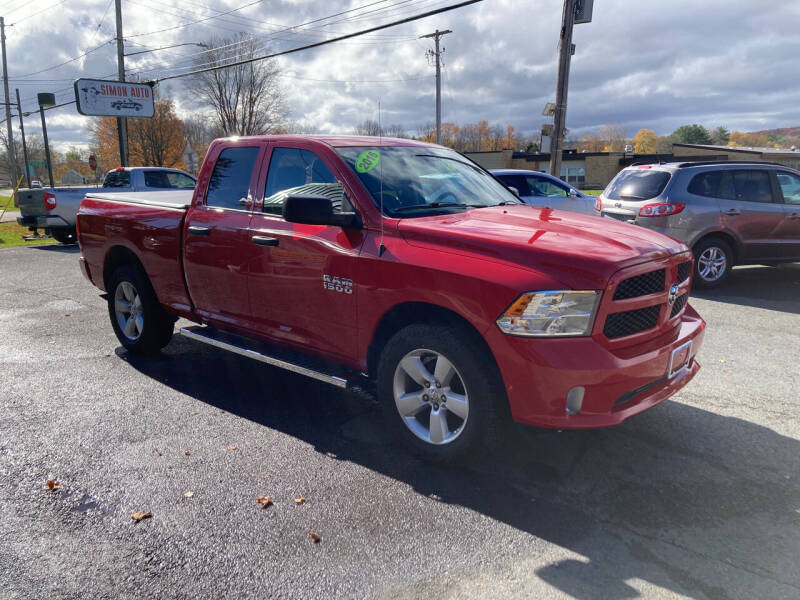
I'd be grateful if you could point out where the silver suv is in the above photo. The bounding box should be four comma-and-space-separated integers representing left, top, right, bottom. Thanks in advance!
596, 161, 800, 287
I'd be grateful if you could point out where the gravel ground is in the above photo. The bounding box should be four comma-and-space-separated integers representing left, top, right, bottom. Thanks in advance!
1, 244, 799, 600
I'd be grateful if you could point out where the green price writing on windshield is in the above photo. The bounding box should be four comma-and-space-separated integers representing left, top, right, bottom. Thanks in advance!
356, 150, 381, 173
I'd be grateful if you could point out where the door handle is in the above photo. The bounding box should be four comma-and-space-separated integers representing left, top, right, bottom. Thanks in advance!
724, 209, 741, 216
187, 226, 211, 235
251, 235, 279, 247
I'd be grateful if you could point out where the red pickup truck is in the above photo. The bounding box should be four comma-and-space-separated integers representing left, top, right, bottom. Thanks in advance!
76, 135, 705, 459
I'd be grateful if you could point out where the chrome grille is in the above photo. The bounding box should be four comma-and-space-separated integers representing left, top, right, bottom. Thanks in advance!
613, 269, 665, 300
604, 305, 662, 339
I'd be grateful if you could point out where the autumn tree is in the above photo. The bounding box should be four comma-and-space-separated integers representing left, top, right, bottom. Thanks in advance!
90, 99, 186, 169
598, 124, 626, 152
578, 132, 604, 152
672, 124, 712, 145
188, 34, 287, 136
632, 129, 657, 153
728, 131, 771, 147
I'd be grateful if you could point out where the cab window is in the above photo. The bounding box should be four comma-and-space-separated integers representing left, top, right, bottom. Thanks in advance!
718, 170, 773, 203
263, 147, 350, 216
777, 172, 800, 205
205, 146, 260, 210
103, 170, 130, 188
525, 175, 568, 197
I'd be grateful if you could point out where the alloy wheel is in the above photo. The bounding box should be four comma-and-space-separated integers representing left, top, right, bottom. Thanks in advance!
114, 281, 144, 341
698, 246, 727, 282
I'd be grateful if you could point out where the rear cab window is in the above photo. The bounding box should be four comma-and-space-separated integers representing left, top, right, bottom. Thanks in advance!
205, 146, 260, 210
103, 170, 131, 187
144, 171, 196, 189
605, 168, 671, 200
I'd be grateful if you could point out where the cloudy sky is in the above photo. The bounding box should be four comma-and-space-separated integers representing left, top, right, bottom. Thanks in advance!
5, 0, 800, 152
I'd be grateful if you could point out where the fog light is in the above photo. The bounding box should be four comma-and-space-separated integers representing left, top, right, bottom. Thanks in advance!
566, 386, 585, 415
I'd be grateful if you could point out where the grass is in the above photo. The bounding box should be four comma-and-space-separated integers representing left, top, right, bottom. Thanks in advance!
580, 189, 604, 195
0, 221, 57, 248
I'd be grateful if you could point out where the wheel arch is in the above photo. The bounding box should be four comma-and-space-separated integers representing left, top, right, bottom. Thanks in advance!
691, 230, 740, 265
103, 245, 147, 292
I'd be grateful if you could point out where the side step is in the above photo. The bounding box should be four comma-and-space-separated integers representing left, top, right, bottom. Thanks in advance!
179, 326, 355, 389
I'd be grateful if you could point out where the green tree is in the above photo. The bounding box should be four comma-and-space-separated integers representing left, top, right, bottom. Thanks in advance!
710, 126, 730, 145
672, 124, 712, 145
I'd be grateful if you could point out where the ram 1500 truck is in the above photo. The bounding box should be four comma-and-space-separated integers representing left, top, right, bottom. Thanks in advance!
76, 135, 705, 459
16, 166, 196, 243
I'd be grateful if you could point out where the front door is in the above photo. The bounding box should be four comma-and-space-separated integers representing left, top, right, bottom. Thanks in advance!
716, 169, 785, 261
246, 143, 364, 361
776, 170, 800, 260
183, 144, 264, 329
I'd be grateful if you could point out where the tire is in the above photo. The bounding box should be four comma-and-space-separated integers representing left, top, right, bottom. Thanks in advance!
51, 227, 77, 244
376, 323, 504, 461
107, 265, 174, 355
692, 237, 733, 288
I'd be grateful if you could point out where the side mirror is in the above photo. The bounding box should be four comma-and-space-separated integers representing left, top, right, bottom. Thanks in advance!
508, 186, 521, 198
569, 189, 579, 198
282, 194, 362, 229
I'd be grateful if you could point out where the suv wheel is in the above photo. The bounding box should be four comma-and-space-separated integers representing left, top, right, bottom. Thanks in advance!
693, 237, 733, 288
376, 323, 503, 461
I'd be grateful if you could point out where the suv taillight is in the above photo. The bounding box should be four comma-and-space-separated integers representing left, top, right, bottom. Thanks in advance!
639, 202, 684, 217
44, 192, 56, 210
593, 197, 602, 212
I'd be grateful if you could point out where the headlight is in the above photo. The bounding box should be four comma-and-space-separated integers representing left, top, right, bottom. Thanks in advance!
496, 290, 601, 337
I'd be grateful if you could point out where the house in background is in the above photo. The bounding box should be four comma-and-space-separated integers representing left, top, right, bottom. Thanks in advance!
61, 170, 87, 185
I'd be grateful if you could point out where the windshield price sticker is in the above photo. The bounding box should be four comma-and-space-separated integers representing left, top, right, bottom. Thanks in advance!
356, 150, 381, 173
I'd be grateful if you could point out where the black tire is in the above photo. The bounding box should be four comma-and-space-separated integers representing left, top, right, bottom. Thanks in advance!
376, 323, 505, 461
51, 227, 77, 244
692, 237, 733, 289
107, 265, 174, 355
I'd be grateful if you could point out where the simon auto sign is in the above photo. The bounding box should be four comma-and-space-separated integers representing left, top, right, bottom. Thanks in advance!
74, 79, 155, 118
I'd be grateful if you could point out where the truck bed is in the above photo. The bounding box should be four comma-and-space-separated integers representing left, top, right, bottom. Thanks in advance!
77, 193, 194, 318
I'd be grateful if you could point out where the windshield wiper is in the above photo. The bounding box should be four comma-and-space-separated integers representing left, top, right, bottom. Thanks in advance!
619, 193, 646, 199
393, 202, 469, 213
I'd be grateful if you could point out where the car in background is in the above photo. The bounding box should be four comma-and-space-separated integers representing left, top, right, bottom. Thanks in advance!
491, 169, 596, 215
596, 161, 800, 287
30, 180, 42, 188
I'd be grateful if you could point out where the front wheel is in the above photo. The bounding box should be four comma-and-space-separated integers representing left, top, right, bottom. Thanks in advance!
107, 266, 174, 354
693, 237, 733, 288
376, 323, 504, 461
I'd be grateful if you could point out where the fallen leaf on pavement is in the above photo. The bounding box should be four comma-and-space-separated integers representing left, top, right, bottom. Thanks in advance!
308, 530, 321, 543
184, 450, 191, 456
227, 445, 237, 451
724, 369, 733, 375
131, 510, 152, 522
256, 496, 273, 509
64, 314, 71, 317
184, 491, 194, 498
46, 480, 60, 491
155, 450, 162, 457
294, 496, 306, 505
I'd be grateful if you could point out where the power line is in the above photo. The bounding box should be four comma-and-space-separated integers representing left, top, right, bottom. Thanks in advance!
154, 0, 484, 83
10, 39, 113, 79
124, 0, 267, 39
10, 0, 68, 25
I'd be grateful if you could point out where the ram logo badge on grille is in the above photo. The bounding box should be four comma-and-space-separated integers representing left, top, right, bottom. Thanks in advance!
668, 284, 679, 306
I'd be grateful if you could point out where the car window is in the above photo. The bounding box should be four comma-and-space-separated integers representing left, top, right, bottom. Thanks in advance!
525, 175, 568, 197
144, 171, 172, 188
263, 147, 351, 216
777, 172, 800, 205
605, 169, 670, 200
167, 172, 196, 189
205, 146, 260, 210
718, 170, 772, 203
103, 170, 131, 188
687, 171, 724, 197
496, 174, 530, 196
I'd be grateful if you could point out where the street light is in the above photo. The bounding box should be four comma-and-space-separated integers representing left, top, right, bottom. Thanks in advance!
37, 92, 55, 188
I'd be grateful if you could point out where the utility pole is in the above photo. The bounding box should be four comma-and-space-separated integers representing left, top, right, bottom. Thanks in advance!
114, 0, 128, 166
1, 17, 18, 183
420, 29, 451, 145
37, 93, 55, 188
549, 0, 577, 178
15, 88, 29, 188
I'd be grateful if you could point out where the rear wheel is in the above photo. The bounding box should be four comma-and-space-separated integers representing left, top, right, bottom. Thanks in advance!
50, 227, 77, 244
107, 265, 174, 354
693, 237, 733, 288
376, 323, 503, 461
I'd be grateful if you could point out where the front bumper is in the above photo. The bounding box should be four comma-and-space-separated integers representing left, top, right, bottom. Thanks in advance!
486, 304, 705, 429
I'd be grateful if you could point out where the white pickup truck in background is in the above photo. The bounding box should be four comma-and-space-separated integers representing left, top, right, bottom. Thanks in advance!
15, 167, 196, 243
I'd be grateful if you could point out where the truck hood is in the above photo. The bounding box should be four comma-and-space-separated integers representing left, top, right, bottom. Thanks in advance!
397, 205, 688, 289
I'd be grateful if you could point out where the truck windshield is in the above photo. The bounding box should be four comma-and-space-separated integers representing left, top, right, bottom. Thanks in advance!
336, 146, 520, 217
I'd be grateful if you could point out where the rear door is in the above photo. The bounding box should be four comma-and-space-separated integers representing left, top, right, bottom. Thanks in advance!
717, 169, 785, 261
183, 143, 265, 328
775, 170, 800, 259
246, 142, 364, 360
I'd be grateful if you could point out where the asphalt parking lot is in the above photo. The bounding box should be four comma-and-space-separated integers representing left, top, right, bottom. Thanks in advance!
1, 245, 799, 600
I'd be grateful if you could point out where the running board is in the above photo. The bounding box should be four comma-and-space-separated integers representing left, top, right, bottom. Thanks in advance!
179, 326, 354, 389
